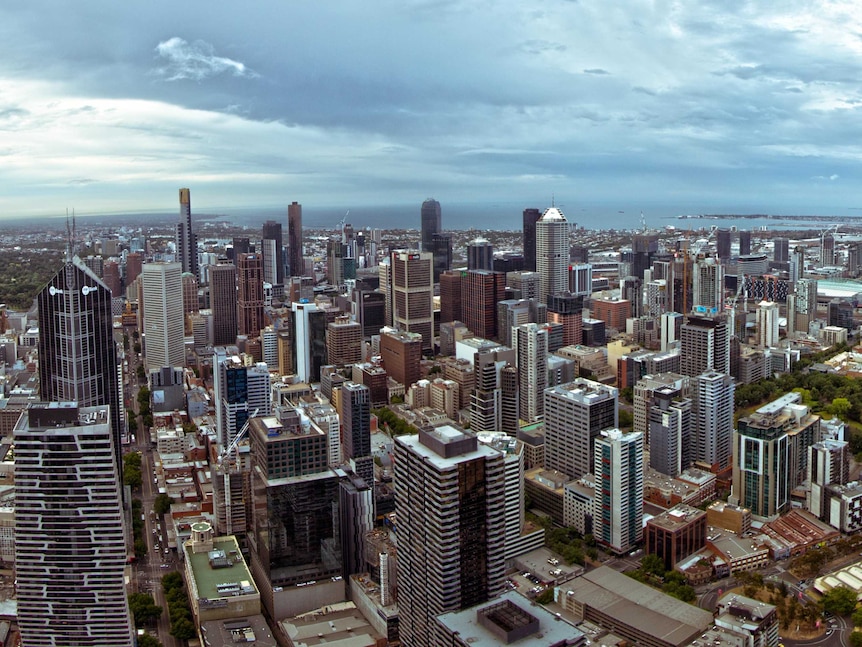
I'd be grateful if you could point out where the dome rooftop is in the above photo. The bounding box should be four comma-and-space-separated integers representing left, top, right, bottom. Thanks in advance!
540, 207, 567, 222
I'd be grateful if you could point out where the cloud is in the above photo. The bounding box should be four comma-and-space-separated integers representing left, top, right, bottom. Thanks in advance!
812, 174, 840, 181
153, 37, 258, 82
583, 68, 610, 75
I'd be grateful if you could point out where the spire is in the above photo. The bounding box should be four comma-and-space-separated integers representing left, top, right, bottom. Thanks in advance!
65, 208, 78, 262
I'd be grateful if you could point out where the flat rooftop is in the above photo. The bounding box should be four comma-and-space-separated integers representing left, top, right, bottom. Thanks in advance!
186, 536, 258, 603
647, 504, 706, 531
279, 602, 384, 647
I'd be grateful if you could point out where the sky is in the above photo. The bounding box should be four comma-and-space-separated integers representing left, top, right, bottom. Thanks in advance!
2, 1, 862, 221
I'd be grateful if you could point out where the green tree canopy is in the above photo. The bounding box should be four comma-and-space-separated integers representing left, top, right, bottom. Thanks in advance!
128, 593, 163, 626
153, 494, 173, 515
821, 585, 857, 616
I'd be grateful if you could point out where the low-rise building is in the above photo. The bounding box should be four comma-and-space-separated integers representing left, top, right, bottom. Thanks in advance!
714, 593, 779, 647
707, 533, 770, 574
645, 505, 707, 571
279, 602, 386, 647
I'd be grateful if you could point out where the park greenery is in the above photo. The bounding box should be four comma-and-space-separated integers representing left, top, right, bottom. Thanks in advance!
161, 572, 197, 641
789, 535, 862, 579
373, 407, 419, 436
138, 386, 153, 429
0, 246, 65, 310
136, 635, 163, 647
734, 571, 822, 633
625, 554, 696, 603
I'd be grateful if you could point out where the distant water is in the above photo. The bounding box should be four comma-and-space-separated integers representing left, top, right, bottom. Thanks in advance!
11, 201, 862, 232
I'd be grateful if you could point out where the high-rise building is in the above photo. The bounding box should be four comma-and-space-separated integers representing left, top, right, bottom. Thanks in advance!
469, 344, 516, 433
738, 230, 751, 256
648, 389, 693, 477
631, 234, 658, 280
467, 238, 494, 271
544, 378, 618, 479
141, 262, 185, 370
463, 270, 506, 340
213, 349, 272, 446
261, 220, 285, 287
176, 188, 198, 278
210, 263, 238, 346
821, 232, 836, 266
632, 372, 690, 439
326, 239, 345, 287
291, 301, 327, 383
125, 251, 142, 285
536, 207, 569, 302
693, 370, 735, 471
716, 228, 731, 262
181, 272, 199, 324
593, 429, 644, 555
342, 382, 373, 487
288, 201, 304, 277
507, 270, 541, 301
828, 298, 855, 332
513, 323, 547, 423
568, 263, 593, 297
37, 255, 124, 474
660, 312, 683, 351
326, 315, 363, 365
497, 299, 546, 347
439, 269, 463, 324
680, 314, 729, 377
430, 232, 452, 282
692, 257, 724, 314
102, 260, 121, 298
808, 440, 850, 521
791, 277, 818, 333
756, 300, 779, 348
15, 403, 134, 647
355, 289, 386, 338
522, 208, 541, 272
395, 424, 506, 646
773, 237, 789, 263
380, 329, 423, 387
546, 292, 583, 347
420, 198, 441, 253
237, 253, 265, 337
391, 250, 434, 349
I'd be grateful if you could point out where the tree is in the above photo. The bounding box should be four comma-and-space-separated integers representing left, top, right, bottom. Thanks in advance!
128, 593, 163, 626
124, 465, 142, 489
641, 554, 665, 577
162, 571, 184, 590
170, 616, 197, 640
831, 397, 852, 421
137, 635, 163, 647
851, 631, 862, 647
852, 607, 862, 628
618, 409, 634, 429
536, 588, 554, 604
822, 586, 857, 616
154, 494, 173, 515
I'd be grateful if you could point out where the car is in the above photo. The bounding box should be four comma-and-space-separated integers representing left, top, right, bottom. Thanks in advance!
164, 548, 169, 555
547, 558, 559, 565
550, 568, 563, 576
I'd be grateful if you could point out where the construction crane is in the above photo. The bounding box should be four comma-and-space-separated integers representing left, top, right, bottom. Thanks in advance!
217, 408, 259, 535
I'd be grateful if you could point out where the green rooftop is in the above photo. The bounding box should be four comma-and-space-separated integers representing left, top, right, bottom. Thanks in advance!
185, 536, 257, 602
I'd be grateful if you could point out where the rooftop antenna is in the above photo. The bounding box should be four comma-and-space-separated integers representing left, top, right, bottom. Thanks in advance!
65, 208, 78, 262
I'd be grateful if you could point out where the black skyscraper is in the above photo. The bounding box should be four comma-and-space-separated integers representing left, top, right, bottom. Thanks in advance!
288, 201, 303, 277
176, 188, 198, 278
420, 198, 441, 252
430, 232, 453, 282
262, 219, 285, 285
522, 208, 541, 271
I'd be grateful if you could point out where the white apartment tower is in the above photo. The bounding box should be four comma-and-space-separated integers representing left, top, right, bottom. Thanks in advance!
513, 322, 548, 423
141, 261, 185, 370
692, 257, 724, 314
756, 300, 780, 348
693, 370, 735, 471
15, 403, 134, 647
594, 429, 644, 555
536, 207, 569, 303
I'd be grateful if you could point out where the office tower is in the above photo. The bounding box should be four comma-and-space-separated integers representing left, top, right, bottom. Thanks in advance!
247, 414, 342, 618
213, 349, 271, 446
380, 329, 423, 387
15, 403, 134, 647
176, 187, 198, 278
692, 257, 724, 314
326, 239, 345, 287
808, 440, 850, 520
470, 344, 516, 433
439, 321, 473, 357
463, 270, 506, 340
342, 382, 373, 486
791, 278, 818, 333
237, 253, 265, 337
633, 372, 690, 438
591, 295, 631, 332
536, 207, 568, 302
102, 260, 121, 298
618, 275, 641, 318
430, 232, 452, 282
467, 238, 494, 271
693, 370, 735, 471
287, 201, 304, 277
773, 237, 789, 263
497, 299, 546, 347
420, 198, 441, 252
828, 298, 855, 332
738, 230, 751, 256
394, 424, 506, 646
391, 250, 434, 349
439, 270, 463, 324
513, 323, 547, 423
594, 429, 644, 555
261, 220, 284, 287
499, 364, 519, 436
716, 228, 731, 262
821, 232, 835, 266
522, 207, 541, 271
756, 300, 779, 347
644, 279, 669, 317
181, 271, 199, 322
660, 312, 683, 351
37, 255, 124, 474
680, 314, 729, 377
291, 301, 327, 383
493, 254, 524, 273
210, 263, 238, 346
125, 251, 142, 285
648, 389, 693, 477
544, 378, 618, 479
232, 236, 251, 260
378, 257, 393, 326
327, 315, 362, 365
355, 289, 386, 338
632, 234, 658, 280
507, 270, 541, 301
569, 263, 592, 297
546, 292, 583, 346
141, 262, 184, 370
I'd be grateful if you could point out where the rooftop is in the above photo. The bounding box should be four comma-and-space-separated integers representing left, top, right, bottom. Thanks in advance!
278, 602, 384, 647
185, 536, 258, 604
647, 504, 706, 531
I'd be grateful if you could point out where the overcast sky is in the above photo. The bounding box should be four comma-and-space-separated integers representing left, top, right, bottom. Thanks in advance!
2, 1, 862, 219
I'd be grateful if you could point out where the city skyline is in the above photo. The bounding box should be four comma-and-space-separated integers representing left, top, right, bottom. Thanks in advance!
2, 3, 862, 219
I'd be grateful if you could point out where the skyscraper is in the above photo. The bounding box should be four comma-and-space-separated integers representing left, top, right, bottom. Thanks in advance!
738, 230, 751, 256
692, 257, 724, 314
546, 292, 584, 347
680, 314, 729, 377
288, 201, 304, 277
430, 232, 453, 282
594, 429, 644, 555
141, 262, 185, 370
522, 207, 541, 272
391, 250, 434, 350
261, 220, 285, 287
716, 228, 731, 262
395, 424, 506, 646
176, 187, 198, 278
439, 269, 463, 324
693, 370, 735, 471
463, 270, 506, 340
213, 349, 272, 446
15, 403, 134, 647
326, 315, 363, 366
237, 253, 265, 338
513, 323, 547, 423
467, 238, 494, 271
773, 237, 789, 263
210, 263, 238, 346
536, 207, 568, 302
342, 382, 373, 487
37, 255, 123, 474
420, 198, 441, 252
544, 378, 618, 479
631, 234, 658, 280
821, 232, 835, 266
756, 300, 779, 348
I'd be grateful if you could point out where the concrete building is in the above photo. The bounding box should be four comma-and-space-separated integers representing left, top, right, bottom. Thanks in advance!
463, 270, 506, 340
756, 300, 780, 348
213, 348, 272, 446
513, 323, 547, 423
380, 329, 423, 387
176, 187, 198, 278
391, 250, 434, 350
645, 505, 707, 571
692, 257, 724, 314
593, 429, 644, 555
142, 261, 185, 370
210, 263, 238, 346
680, 314, 729, 377
536, 207, 569, 302
237, 253, 265, 338
693, 370, 735, 472
467, 238, 494, 271
326, 315, 362, 365
591, 296, 631, 332
547, 292, 584, 347
714, 593, 779, 647
807, 439, 850, 521
287, 201, 303, 277
394, 424, 506, 647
